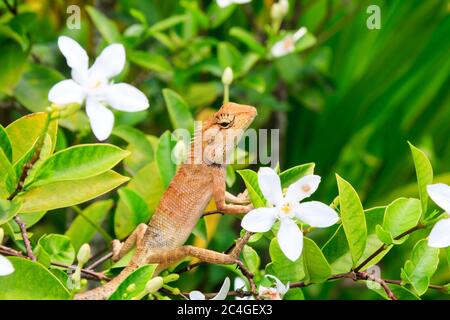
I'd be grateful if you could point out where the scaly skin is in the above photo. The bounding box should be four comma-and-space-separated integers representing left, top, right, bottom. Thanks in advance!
75, 102, 257, 300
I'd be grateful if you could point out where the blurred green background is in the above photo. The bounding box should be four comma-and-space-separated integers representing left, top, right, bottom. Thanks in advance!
0, 0, 449, 299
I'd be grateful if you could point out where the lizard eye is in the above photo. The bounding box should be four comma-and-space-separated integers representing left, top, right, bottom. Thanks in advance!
216, 114, 235, 129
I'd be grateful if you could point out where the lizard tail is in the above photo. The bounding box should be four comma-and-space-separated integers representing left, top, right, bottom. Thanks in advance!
74, 264, 138, 300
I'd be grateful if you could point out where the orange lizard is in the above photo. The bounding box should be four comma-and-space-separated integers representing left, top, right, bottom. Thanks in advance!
75, 102, 257, 299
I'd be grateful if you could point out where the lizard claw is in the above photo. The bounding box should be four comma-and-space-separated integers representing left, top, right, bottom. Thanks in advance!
111, 239, 123, 262
237, 189, 251, 205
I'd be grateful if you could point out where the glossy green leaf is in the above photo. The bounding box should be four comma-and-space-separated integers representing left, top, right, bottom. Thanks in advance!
0, 125, 12, 162
146, 15, 187, 36
408, 142, 433, 216
279, 163, 315, 188
383, 198, 421, 238
217, 41, 240, 69
229, 27, 265, 56
128, 51, 173, 74
35, 234, 75, 265
65, 200, 113, 251
0, 199, 21, 225
237, 169, 265, 208
0, 41, 28, 96
0, 257, 70, 300
109, 264, 158, 300
401, 239, 439, 296
336, 174, 367, 265
242, 245, 260, 274
114, 188, 150, 239
162, 89, 194, 132
371, 284, 420, 300
33, 144, 130, 186
17, 170, 129, 213
86, 6, 122, 43
302, 238, 332, 284
156, 131, 177, 188
267, 238, 305, 283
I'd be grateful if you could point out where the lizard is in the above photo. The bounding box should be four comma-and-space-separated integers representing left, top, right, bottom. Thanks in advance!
74, 102, 258, 300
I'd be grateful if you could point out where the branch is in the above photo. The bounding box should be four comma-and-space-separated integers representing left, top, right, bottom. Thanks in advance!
2, 0, 17, 15
0, 245, 108, 281
354, 223, 425, 272
86, 252, 113, 271
13, 216, 36, 261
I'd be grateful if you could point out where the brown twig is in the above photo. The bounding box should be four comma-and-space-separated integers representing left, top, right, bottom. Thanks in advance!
13, 216, 36, 261
86, 252, 113, 271
0, 246, 108, 281
202, 210, 224, 217
354, 223, 425, 272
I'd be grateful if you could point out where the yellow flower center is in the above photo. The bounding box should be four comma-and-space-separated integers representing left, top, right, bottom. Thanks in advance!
281, 203, 291, 214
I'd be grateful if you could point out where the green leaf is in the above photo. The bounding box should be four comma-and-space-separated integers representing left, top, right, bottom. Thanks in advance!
279, 163, 315, 188
217, 42, 240, 69
371, 284, 420, 300
114, 188, 150, 239
383, 198, 421, 237
375, 225, 395, 245
323, 207, 385, 274
11, 211, 46, 232
229, 27, 265, 56
15, 64, 65, 112
65, 200, 113, 251
6, 112, 57, 163
0, 146, 15, 197
192, 218, 207, 242
294, 31, 317, 53
0, 257, 70, 299
302, 238, 332, 284
208, 3, 235, 28
86, 6, 122, 43
408, 142, 433, 216
0, 41, 28, 95
162, 89, 194, 132
267, 238, 305, 283
242, 245, 260, 274
35, 234, 75, 265
128, 51, 173, 74
109, 264, 158, 300
33, 144, 130, 186
114, 162, 165, 239
0, 125, 12, 162
146, 15, 187, 37
401, 239, 439, 296
112, 126, 154, 174
156, 131, 177, 188
283, 288, 304, 300
336, 174, 367, 265
0, 199, 21, 225
237, 169, 266, 208
17, 170, 129, 213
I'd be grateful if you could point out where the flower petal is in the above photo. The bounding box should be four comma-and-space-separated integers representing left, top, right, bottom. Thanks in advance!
58, 36, 89, 84
428, 218, 450, 248
271, 40, 288, 58
105, 83, 149, 112
265, 274, 289, 295
427, 183, 450, 213
217, 0, 233, 7
277, 218, 303, 261
189, 291, 206, 300
85, 97, 114, 141
294, 201, 339, 228
89, 43, 125, 79
293, 27, 307, 41
234, 0, 252, 3
285, 174, 321, 203
211, 277, 231, 300
241, 208, 277, 232
48, 80, 85, 105
0, 255, 14, 276
258, 167, 283, 206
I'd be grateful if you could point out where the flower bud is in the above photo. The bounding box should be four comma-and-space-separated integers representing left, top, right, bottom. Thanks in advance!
77, 243, 91, 265
279, 0, 289, 16
221, 67, 233, 86
145, 276, 164, 294
0, 228, 4, 244
163, 273, 180, 283
271, 3, 283, 21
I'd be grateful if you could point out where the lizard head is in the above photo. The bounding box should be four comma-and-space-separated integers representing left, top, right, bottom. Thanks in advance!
201, 102, 257, 166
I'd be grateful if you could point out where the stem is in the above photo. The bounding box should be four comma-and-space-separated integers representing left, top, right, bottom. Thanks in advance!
13, 216, 36, 261
354, 223, 425, 272
86, 252, 113, 271
2, 0, 17, 15
223, 84, 230, 104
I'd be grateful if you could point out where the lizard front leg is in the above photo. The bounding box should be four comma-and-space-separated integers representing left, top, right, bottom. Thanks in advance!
212, 168, 253, 214
112, 223, 148, 262
225, 190, 250, 205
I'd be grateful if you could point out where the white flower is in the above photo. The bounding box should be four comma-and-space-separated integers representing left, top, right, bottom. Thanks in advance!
0, 255, 14, 276
189, 277, 230, 300
48, 36, 149, 141
426, 183, 450, 248
221, 67, 234, 86
241, 167, 339, 261
271, 27, 308, 58
271, 0, 289, 21
217, 0, 252, 8
258, 275, 289, 300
